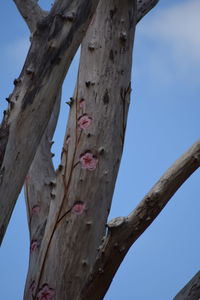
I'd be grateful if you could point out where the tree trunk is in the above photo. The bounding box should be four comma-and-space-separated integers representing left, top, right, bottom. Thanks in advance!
3, 1, 200, 299
24, 0, 136, 299
22, 1, 200, 299
0, 0, 100, 244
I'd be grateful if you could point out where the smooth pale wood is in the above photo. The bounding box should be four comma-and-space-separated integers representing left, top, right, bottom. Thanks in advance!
28, 0, 137, 299
81, 140, 200, 300
0, 0, 100, 244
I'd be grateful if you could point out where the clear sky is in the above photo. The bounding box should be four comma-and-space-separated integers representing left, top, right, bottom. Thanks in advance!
0, 0, 200, 299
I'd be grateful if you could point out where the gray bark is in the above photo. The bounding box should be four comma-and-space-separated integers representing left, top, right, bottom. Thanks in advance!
137, 0, 159, 22
81, 140, 200, 299
0, 0, 100, 244
173, 271, 200, 300
23, 0, 161, 299
9, 1, 200, 299
24, 0, 137, 298
5, 0, 200, 299
13, 0, 47, 33
24, 91, 61, 296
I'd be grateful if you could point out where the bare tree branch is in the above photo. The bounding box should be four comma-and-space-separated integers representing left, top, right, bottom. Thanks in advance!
137, 0, 159, 23
21, 0, 160, 296
26, 0, 137, 297
173, 271, 200, 300
81, 140, 200, 300
13, 0, 47, 33
0, 0, 100, 245
23, 91, 61, 298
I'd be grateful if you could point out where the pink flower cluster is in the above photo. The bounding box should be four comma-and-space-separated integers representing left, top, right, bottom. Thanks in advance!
37, 284, 55, 300
78, 114, 92, 130
80, 152, 98, 171
72, 201, 85, 215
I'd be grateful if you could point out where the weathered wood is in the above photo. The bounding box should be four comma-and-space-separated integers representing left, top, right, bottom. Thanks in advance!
81, 140, 200, 300
23, 91, 61, 298
0, 0, 100, 244
26, 0, 137, 298
137, 0, 159, 22
23, 0, 161, 298
173, 271, 200, 300
13, 0, 47, 33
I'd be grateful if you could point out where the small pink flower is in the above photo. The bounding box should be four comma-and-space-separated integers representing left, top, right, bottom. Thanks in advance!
31, 205, 40, 215
37, 284, 55, 300
78, 114, 92, 130
79, 99, 86, 109
30, 240, 39, 253
80, 152, 98, 171
72, 201, 85, 215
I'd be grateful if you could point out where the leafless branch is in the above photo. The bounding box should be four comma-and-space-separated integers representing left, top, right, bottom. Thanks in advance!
173, 271, 200, 300
0, 0, 100, 245
81, 140, 200, 300
13, 0, 47, 33
23, 91, 61, 297
137, 0, 159, 23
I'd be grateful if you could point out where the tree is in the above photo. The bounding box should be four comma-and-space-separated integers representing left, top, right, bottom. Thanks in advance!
0, 0, 200, 299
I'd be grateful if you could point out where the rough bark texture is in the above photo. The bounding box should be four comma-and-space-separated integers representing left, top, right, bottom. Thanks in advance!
0, 0, 100, 244
173, 271, 200, 300
13, 0, 47, 32
137, 0, 159, 22
24, 91, 61, 295
24, 0, 136, 299
22, 1, 164, 299
4, 0, 200, 300
80, 140, 200, 299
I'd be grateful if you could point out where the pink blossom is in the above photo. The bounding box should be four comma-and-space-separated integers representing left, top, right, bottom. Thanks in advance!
78, 114, 92, 130
72, 201, 85, 215
80, 152, 98, 171
30, 240, 39, 253
37, 284, 55, 300
31, 205, 40, 215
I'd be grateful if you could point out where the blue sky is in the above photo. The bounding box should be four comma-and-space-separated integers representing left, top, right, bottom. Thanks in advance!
0, 0, 200, 299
